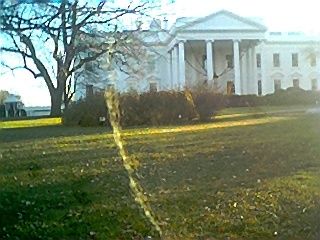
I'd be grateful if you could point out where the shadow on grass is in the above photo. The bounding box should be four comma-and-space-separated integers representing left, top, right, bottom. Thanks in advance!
137, 151, 320, 239
0, 125, 110, 143
133, 115, 320, 189
127, 115, 320, 238
1, 112, 319, 238
0, 170, 157, 240
1, 109, 302, 144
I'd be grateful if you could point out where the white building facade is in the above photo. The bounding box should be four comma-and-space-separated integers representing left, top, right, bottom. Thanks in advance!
78, 10, 320, 97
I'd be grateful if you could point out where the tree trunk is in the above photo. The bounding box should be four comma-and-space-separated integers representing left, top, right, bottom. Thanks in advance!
63, 92, 71, 112
50, 89, 63, 117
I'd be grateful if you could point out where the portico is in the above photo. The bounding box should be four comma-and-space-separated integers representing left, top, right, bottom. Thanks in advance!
166, 10, 267, 94
75, 9, 320, 100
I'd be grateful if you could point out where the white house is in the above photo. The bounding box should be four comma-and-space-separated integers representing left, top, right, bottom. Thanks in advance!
77, 10, 320, 97
1, 94, 51, 118
3, 94, 25, 118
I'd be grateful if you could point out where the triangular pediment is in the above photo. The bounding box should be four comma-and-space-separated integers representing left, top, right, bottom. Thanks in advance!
180, 10, 267, 32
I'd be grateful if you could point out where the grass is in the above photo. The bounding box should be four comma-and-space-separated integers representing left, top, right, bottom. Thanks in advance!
0, 106, 320, 239
0, 117, 61, 129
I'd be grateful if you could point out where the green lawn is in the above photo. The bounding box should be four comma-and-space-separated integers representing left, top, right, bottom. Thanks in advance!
0, 107, 320, 239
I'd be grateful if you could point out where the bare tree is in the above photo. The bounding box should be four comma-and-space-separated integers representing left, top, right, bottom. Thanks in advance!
1, 0, 152, 116
75, 29, 154, 91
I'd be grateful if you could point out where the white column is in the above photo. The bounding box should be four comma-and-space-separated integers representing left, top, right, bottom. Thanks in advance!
246, 46, 253, 95
167, 51, 173, 89
260, 41, 269, 95
172, 45, 178, 90
251, 44, 257, 95
316, 55, 320, 91
206, 40, 214, 83
178, 41, 186, 90
233, 40, 241, 95
241, 50, 247, 94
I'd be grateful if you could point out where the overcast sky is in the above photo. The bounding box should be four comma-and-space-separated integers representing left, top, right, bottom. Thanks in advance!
1, 0, 320, 106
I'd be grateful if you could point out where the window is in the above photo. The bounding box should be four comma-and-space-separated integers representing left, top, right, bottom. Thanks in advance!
85, 84, 94, 98
274, 79, 281, 91
147, 55, 156, 72
227, 81, 235, 95
149, 82, 157, 92
256, 54, 261, 68
311, 79, 318, 91
310, 55, 316, 67
258, 80, 262, 95
293, 79, 299, 88
226, 55, 234, 68
273, 53, 280, 67
292, 53, 299, 67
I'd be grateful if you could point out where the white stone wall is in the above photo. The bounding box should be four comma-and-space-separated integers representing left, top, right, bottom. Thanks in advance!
164, 39, 320, 95
75, 11, 320, 98
256, 40, 320, 94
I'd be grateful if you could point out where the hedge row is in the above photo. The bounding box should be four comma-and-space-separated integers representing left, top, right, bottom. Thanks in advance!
63, 91, 198, 127
63, 87, 320, 127
63, 94, 108, 127
225, 88, 320, 107
119, 91, 197, 126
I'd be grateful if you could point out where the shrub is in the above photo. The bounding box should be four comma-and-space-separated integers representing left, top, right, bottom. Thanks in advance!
63, 93, 109, 127
120, 91, 197, 126
63, 87, 320, 127
263, 87, 320, 106
119, 92, 144, 126
222, 88, 320, 108
226, 95, 261, 108
63, 91, 197, 127
191, 90, 225, 121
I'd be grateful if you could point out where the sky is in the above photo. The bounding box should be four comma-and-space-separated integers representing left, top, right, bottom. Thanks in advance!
172, 0, 320, 33
1, 0, 320, 106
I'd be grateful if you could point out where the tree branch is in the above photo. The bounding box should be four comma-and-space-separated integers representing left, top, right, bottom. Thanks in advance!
19, 34, 55, 91
70, 48, 109, 75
